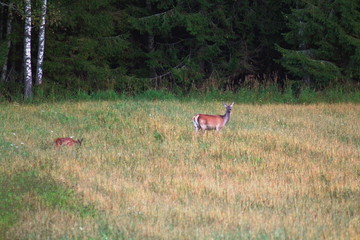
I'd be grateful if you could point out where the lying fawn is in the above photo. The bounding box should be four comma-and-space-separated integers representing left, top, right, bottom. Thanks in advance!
54, 137, 83, 147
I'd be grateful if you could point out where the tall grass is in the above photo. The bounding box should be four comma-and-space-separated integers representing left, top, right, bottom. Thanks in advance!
2, 85, 360, 104
1, 100, 359, 239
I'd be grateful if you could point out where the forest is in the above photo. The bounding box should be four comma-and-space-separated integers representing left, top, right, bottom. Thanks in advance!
0, 0, 360, 100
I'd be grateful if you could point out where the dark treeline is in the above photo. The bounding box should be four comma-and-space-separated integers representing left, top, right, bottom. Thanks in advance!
0, 0, 359, 100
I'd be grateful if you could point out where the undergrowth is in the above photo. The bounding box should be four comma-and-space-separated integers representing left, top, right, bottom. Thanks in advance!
1, 85, 360, 104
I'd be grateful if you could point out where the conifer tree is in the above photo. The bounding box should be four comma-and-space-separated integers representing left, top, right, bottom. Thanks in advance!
127, 0, 236, 89
127, 0, 290, 90
277, 0, 360, 88
45, 0, 124, 91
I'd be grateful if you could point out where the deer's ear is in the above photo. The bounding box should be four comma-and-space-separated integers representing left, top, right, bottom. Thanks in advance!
223, 103, 227, 107
230, 102, 234, 107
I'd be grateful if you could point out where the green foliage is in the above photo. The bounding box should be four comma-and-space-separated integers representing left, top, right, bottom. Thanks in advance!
0, 41, 7, 67
276, 45, 342, 88
297, 87, 317, 104
90, 90, 123, 101
1, 0, 359, 98
42, 0, 130, 93
135, 89, 176, 101
2, 85, 360, 104
278, 0, 360, 88
0, 82, 23, 102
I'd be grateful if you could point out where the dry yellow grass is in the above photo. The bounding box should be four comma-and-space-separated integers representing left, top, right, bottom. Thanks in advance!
0, 100, 359, 239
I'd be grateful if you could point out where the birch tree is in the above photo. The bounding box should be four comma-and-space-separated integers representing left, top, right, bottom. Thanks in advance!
35, 0, 47, 85
1, 1, 13, 82
24, 0, 32, 99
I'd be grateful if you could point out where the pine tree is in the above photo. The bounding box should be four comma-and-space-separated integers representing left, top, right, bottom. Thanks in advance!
126, 0, 291, 91
277, 0, 360, 89
44, 0, 124, 91
126, 0, 237, 90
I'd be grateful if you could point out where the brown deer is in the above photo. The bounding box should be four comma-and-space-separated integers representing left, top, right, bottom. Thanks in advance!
192, 102, 234, 132
54, 137, 82, 147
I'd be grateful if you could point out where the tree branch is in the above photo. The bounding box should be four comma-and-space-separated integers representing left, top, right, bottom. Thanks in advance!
0, 1, 23, 15
97, 34, 128, 40
139, 8, 175, 20
148, 54, 190, 80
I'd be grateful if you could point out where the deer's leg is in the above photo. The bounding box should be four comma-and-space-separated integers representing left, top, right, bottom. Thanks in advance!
193, 123, 199, 132
193, 118, 200, 132
199, 123, 207, 132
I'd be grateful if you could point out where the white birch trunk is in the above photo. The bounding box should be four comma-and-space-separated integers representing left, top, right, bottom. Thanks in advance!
24, 0, 32, 99
1, 1, 13, 82
35, 0, 47, 85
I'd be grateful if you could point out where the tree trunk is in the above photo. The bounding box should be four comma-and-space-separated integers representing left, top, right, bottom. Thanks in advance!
24, 0, 32, 99
0, 5, 3, 40
35, 0, 47, 85
146, 0, 158, 88
296, 2, 311, 85
1, 1, 13, 82
148, 32, 158, 88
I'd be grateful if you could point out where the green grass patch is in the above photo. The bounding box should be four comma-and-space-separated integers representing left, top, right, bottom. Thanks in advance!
3, 85, 360, 104
0, 170, 96, 238
0, 100, 359, 239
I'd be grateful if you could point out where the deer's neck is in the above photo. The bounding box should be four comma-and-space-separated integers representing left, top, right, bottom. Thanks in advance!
222, 110, 231, 124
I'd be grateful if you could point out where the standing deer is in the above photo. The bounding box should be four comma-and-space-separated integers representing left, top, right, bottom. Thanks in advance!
54, 137, 83, 147
192, 102, 234, 132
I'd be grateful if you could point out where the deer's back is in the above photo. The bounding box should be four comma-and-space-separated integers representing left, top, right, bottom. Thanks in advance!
54, 138, 77, 146
198, 114, 223, 126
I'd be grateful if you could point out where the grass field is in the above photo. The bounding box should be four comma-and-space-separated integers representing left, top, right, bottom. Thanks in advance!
0, 100, 359, 239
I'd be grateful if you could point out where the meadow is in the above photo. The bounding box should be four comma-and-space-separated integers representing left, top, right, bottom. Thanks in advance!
0, 99, 359, 239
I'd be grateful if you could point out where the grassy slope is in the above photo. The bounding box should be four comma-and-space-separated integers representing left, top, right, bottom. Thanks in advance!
0, 100, 359, 239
